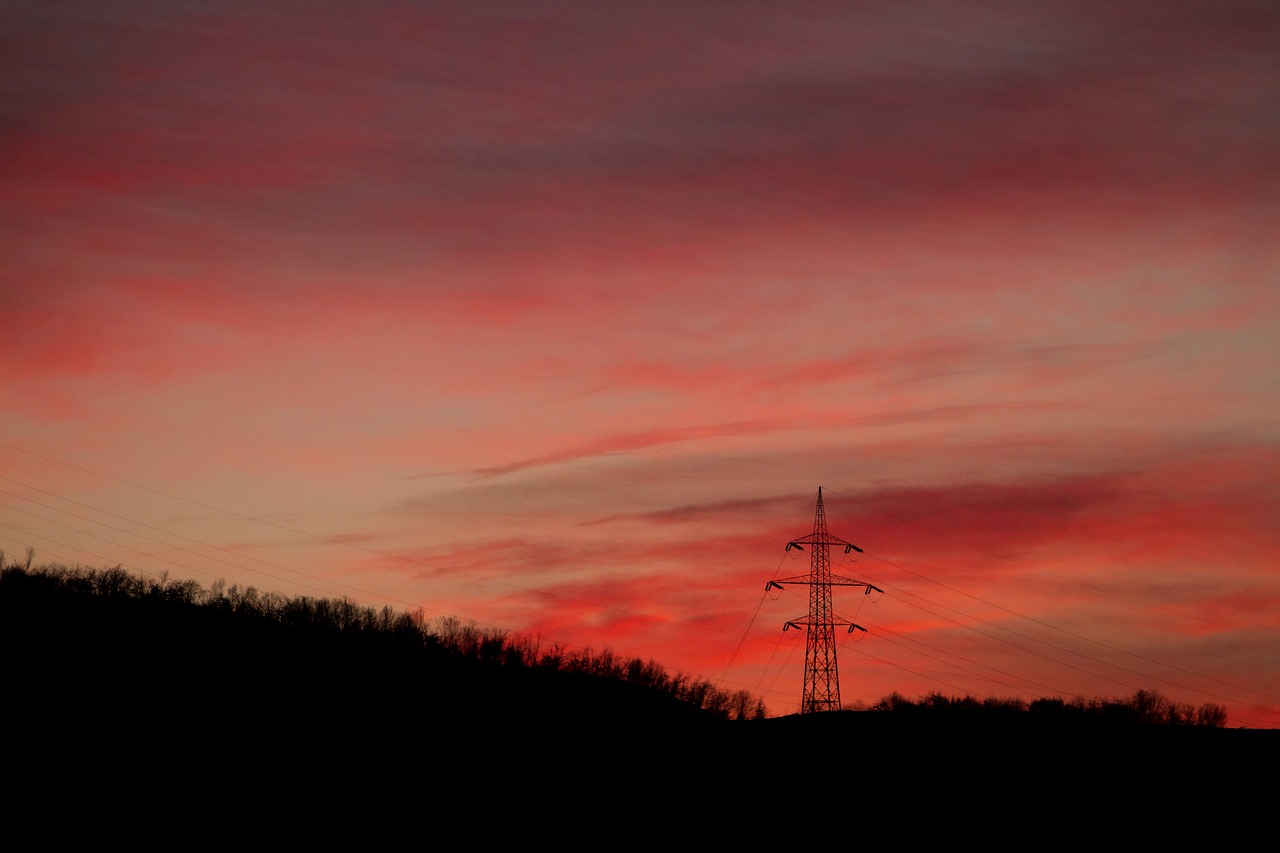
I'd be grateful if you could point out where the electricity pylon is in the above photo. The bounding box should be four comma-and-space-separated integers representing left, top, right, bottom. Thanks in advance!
765, 487, 881, 713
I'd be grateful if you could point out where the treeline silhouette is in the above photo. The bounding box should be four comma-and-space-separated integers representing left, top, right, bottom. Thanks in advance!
856, 689, 1228, 727
0, 558, 766, 728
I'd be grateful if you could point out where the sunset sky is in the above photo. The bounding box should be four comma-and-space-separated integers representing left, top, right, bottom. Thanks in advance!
3, 1, 1278, 725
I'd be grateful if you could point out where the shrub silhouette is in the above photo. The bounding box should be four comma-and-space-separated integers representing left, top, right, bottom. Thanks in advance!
866, 689, 1226, 727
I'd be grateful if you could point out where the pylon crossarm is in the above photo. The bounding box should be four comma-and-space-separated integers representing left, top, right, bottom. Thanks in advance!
828, 575, 875, 587
788, 533, 861, 551
772, 573, 818, 586
777, 574, 870, 587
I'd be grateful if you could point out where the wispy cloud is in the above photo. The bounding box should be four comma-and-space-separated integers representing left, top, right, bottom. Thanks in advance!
3, 0, 1276, 722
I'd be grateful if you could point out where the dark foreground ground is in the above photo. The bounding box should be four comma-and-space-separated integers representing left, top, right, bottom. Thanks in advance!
4, 568, 1274, 834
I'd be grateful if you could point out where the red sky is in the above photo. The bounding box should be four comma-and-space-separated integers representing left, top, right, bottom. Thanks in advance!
3, 1, 1278, 725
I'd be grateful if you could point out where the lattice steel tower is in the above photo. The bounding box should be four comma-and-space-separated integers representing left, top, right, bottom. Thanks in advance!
766, 487, 880, 713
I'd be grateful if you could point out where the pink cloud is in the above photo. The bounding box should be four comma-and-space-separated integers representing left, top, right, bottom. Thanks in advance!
3, 1, 1276, 724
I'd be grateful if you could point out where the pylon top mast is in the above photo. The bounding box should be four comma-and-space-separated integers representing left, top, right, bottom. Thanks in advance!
764, 487, 882, 713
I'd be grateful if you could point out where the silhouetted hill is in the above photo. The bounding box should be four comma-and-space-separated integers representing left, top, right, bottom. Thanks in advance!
4, 561, 1274, 814
1, 564, 722, 740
